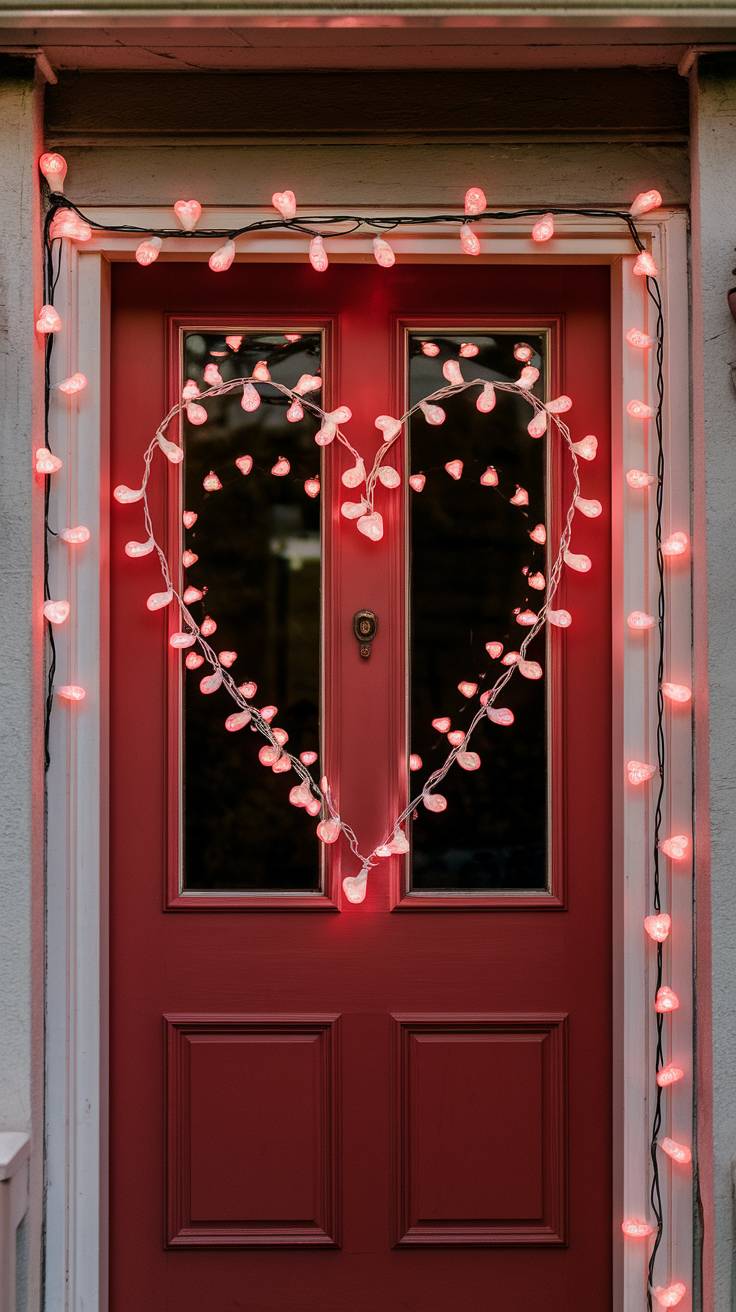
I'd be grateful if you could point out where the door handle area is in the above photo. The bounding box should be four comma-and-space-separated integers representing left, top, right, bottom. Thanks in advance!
353, 609, 378, 659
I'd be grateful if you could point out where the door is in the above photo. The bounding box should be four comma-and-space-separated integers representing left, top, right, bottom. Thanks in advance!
110, 260, 612, 1310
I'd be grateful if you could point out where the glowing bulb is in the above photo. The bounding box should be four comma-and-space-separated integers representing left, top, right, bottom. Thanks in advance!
423, 793, 447, 813
235, 455, 253, 475
240, 681, 257, 699
378, 466, 401, 489
653, 1283, 686, 1308
203, 363, 223, 386
182, 586, 203, 604
317, 818, 340, 844
528, 572, 546, 590
627, 468, 655, 489
373, 235, 395, 267
477, 383, 496, 414
627, 610, 655, 631
113, 484, 142, 504
203, 470, 222, 492
464, 186, 487, 215
300, 749, 317, 765
226, 710, 252, 732
501, 651, 520, 666
487, 706, 514, 726
173, 199, 202, 231
514, 343, 534, 363
294, 373, 322, 397
259, 744, 281, 767
309, 236, 329, 272
626, 327, 655, 349
200, 616, 217, 637
357, 511, 384, 542
286, 399, 304, 423
182, 549, 198, 568
662, 682, 692, 705
527, 412, 548, 439
253, 360, 271, 382
659, 834, 690, 861
44, 599, 70, 625
655, 986, 680, 1013
147, 590, 173, 611
627, 399, 655, 421
185, 652, 204, 670
575, 496, 602, 518
445, 729, 465, 746
170, 632, 195, 649
661, 1138, 692, 1166
516, 609, 538, 626
572, 435, 598, 461
630, 189, 662, 217
457, 750, 481, 771
458, 680, 477, 698
218, 651, 237, 668
480, 465, 498, 486
420, 401, 446, 425
657, 1063, 684, 1088
305, 477, 320, 498
663, 531, 689, 558
644, 913, 671, 943
459, 342, 479, 358
187, 402, 208, 426
272, 190, 297, 220
158, 434, 184, 464
289, 782, 311, 808
518, 365, 540, 389
445, 460, 463, 481
621, 1218, 654, 1239
421, 341, 440, 357
388, 829, 410, 854
271, 456, 291, 477
182, 379, 200, 401
530, 523, 546, 545
60, 525, 90, 545
48, 209, 92, 242
409, 473, 426, 492
209, 239, 235, 273
36, 305, 62, 334
35, 448, 62, 475
485, 641, 503, 658
510, 485, 529, 507
409, 754, 423, 771
546, 608, 572, 632
531, 212, 555, 242
58, 372, 88, 396
342, 458, 366, 488
58, 684, 86, 702
627, 760, 656, 785
460, 225, 481, 256
39, 152, 68, 188
564, 550, 592, 573
343, 871, 368, 903
443, 360, 464, 386
547, 395, 572, 415
432, 717, 451, 733
633, 250, 658, 278
518, 659, 543, 680
341, 498, 370, 521
226, 335, 242, 352
125, 538, 154, 558
375, 414, 402, 440
136, 236, 162, 266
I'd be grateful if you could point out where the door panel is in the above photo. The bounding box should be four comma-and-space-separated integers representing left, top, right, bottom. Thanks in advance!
110, 261, 611, 1311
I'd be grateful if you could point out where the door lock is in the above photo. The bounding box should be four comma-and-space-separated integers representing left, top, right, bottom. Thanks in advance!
353, 609, 378, 659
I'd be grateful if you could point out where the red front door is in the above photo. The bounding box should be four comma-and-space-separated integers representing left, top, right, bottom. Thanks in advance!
110, 260, 612, 1310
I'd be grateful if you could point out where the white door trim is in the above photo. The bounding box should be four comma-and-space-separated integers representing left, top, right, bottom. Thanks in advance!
44, 207, 693, 1311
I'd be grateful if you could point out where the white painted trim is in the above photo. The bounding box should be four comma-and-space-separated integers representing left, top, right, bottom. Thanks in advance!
44, 208, 693, 1311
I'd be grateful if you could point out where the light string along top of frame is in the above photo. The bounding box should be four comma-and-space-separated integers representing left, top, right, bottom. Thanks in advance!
36, 156, 691, 1307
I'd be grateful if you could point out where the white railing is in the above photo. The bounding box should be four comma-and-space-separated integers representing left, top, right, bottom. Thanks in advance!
0, 1134, 30, 1312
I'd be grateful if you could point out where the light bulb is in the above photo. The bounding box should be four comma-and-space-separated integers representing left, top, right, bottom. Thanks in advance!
113, 482, 145, 507
531, 212, 555, 242
420, 341, 440, 357
309, 235, 329, 272
170, 632, 195, 649
226, 710, 252, 732
477, 383, 496, 414
182, 379, 200, 400
575, 496, 602, 518
186, 401, 208, 425
460, 225, 481, 256
528, 572, 546, 590
627, 760, 656, 785
652, 1284, 686, 1308
480, 465, 498, 486
317, 818, 340, 844
135, 236, 162, 266
657, 1063, 684, 1088
661, 1137, 692, 1166
48, 209, 92, 242
547, 395, 573, 414
621, 1218, 654, 1239
432, 717, 451, 733
39, 152, 68, 188
459, 342, 479, 358
173, 199, 202, 231
378, 465, 401, 489
485, 641, 503, 658
200, 616, 217, 637
457, 750, 481, 771
58, 371, 89, 396
235, 455, 253, 475
315, 419, 336, 446
341, 498, 370, 521
458, 680, 477, 698
240, 681, 257, 699
548, 609, 572, 628
627, 399, 654, 420
203, 363, 223, 386
294, 373, 322, 396
527, 412, 548, 439
373, 235, 395, 267
36, 448, 62, 475
516, 609, 538, 627
218, 650, 237, 668
518, 365, 540, 389
443, 359, 464, 385
289, 782, 312, 808
125, 538, 154, 558
226, 335, 243, 351
627, 468, 656, 489
519, 659, 543, 680
342, 458, 366, 488
409, 473, 426, 492
409, 753, 423, 771
305, 477, 320, 498
158, 434, 184, 464
375, 414, 402, 440
487, 706, 514, 726
147, 590, 173, 611
420, 401, 446, 425
58, 684, 86, 702
501, 651, 520, 666
630, 189, 662, 217
61, 525, 91, 545
286, 399, 304, 423
272, 190, 297, 220
530, 523, 546, 545
271, 456, 291, 477
343, 871, 368, 903
659, 834, 690, 861
464, 186, 487, 214
510, 485, 529, 507
44, 599, 70, 625
182, 586, 203, 604
627, 610, 655, 631
423, 793, 448, 813
253, 360, 271, 382
357, 511, 384, 542
626, 327, 655, 349
662, 531, 689, 558
662, 682, 692, 705
564, 550, 592, 573
300, 749, 318, 765
633, 250, 658, 278
644, 913, 671, 943
202, 470, 222, 492
185, 652, 204, 670
36, 305, 62, 334
444, 460, 463, 481
655, 986, 680, 1013
199, 669, 223, 695
209, 239, 235, 273
259, 744, 281, 766
572, 435, 598, 461
514, 343, 534, 363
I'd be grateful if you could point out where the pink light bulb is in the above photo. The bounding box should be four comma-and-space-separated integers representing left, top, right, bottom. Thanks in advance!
294, 373, 322, 396
409, 473, 426, 492
135, 236, 162, 266
519, 659, 543, 681
185, 652, 204, 670
547, 395, 573, 414
309, 235, 329, 272
457, 750, 481, 771
480, 465, 498, 486
530, 523, 546, 545
209, 239, 235, 273
187, 401, 208, 426
226, 710, 252, 732
420, 401, 446, 425
626, 327, 655, 349
514, 342, 534, 363
655, 986, 680, 1013
458, 680, 478, 698
528, 572, 546, 590
516, 609, 538, 626
548, 609, 572, 628
518, 365, 540, 389
575, 496, 602, 518
464, 187, 486, 215
662, 531, 689, 558
58, 372, 88, 396
39, 152, 68, 188
342, 459, 366, 488
240, 681, 257, 699
460, 225, 481, 256
420, 341, 440, 357
289, 783, 312, 808
445, 460, 463, 481
147, 590, 173, 611
203, 363, 223, 386
236, 455, 253, 475
35, 448, 63, 475
200, 615, 217, 637
343, 871, 368, 904
170, 632, 195, 649
459, 342, 479, 358
477, 383, 496, 414
182, 379, 200, 400
226, 335, 243, 351
423, 793, 448, 813
203, 470, 222, 492
443, 359, 464, 385
113, 484, 142, 504
36, 305, 62, 334
58, 684, 86, 703
486, 641, 503, 658
48, 209, 92, 242
657, 1063, 685, 1088
510, 485, 529, 507
304, 477, 320, 498
286, 399, 304, 423
182, 585, 203, 604
432, 717, 451, 733
531, 212, 555, 242
375, 413, 402, 440
373, 235, 395, 268
621, 1218, 654, 1239
627, 760, 657, 785
527, 411, 548, 439
271, 456, 291, 477
200, 669, 223, 696
627, 399, 655, 420
218, 650, 237, 667
653, 1283, 686, 1308
272, 190, 297, 220
253, 360, 271, 382
158, 433, 183, 465
487, 706, 514, 726
60, 525, 91, 545
633, 250, 659, 278
501, 651, 520, 666
300, 749, 318, 766
409, 753, 423, 771
124, 538, 154, 558
357, 511, 384, 542
661, 1137, 692, 1166
572, 435, 598, 461
44, 599, 70, 625
627, 468, 656, 489
317, 818, 340, 844
659, 833, 690, 861
564, 550, 592, 573
630, 189, 663, 217
173, 199, 202, 231
644, 913, 671, 943
259, 744, 281, 767
662, 682, 692, 705
627, 610, 655, 631
341, 499, 370, 521
241, 383, 261, 415
378, 465, 401, 489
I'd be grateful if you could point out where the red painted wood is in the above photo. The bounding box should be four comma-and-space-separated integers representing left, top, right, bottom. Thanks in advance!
110, 261, 612, 1311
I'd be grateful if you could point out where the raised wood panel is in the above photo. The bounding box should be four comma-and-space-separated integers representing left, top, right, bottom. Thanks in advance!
165, 1014, 340, 1247
392, 1014, 567, 1246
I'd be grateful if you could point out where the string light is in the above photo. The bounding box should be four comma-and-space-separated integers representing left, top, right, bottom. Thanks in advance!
60, 525, 91, 545
644, 913, 672, 943
57, 684, 86, 703
373, 236, 395, 268
173, 199, 202, 231
272, 190, 297, 220
209, 240, 236, 273
39, 151, 68, 188
531, 212, 555, 243
136, 236, 162, 266
36, 305, 62, 334
627, 468, 656, 489
309, 235, 329, 272
660, 1138, 691, 1166
58, 372, 88, 395
463, 186, 486, 215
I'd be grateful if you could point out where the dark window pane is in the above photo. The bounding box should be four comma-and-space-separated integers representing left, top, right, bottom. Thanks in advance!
181, 331, 322, 893
408, 332, 548, 893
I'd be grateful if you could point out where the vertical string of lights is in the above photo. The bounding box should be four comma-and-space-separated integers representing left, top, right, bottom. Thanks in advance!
36, 157, 690, 1306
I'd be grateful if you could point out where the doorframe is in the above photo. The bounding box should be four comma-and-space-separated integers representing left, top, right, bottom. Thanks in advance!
43, 207, 693, 1311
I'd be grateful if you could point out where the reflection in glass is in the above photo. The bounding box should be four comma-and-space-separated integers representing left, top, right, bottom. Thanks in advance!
408, 333, 548, 893
181, 331, 322, 893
